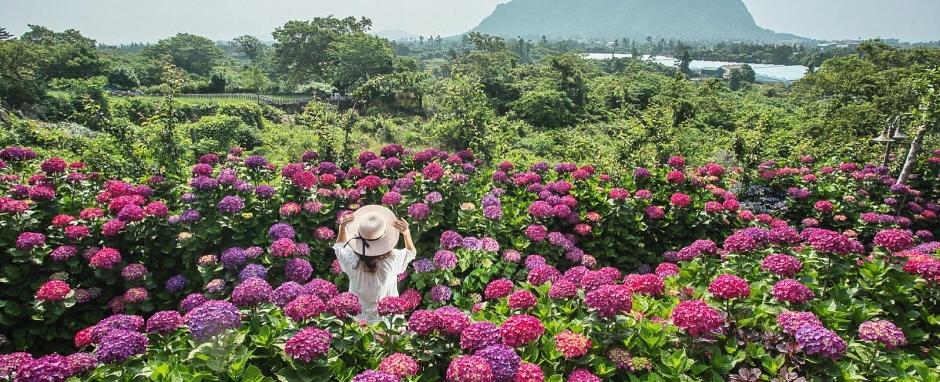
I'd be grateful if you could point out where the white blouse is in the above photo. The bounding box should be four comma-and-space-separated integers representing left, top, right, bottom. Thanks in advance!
332, 243, 416, 322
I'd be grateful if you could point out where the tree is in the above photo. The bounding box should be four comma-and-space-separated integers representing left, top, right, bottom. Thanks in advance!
143, 33, 224, 76
728, 68, 745, 91
327, 33, 395, 94
233, 35, 264, 62
740, 64, 756, 83
509, 88, 576, 128
20, 25, 104, 79
0, 27, 12, 41
546, 53, 590, 113
677, 45, 691, 74
0, 40, 45, 106
271, 17, 372, 87
436, 73, 498, 158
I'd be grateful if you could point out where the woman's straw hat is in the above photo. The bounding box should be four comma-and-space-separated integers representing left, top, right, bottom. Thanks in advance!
344, 205, 400, 257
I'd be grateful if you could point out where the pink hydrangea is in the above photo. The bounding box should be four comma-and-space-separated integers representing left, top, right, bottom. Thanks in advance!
873, 229, 914, 252
708, 274, 750, 300
858, 320, 907, 349
623, 274, 664, 296
500, 314, 545, 347
484, 279, 514, 300
554, 330, 591, 359
760, 254, 803, 277
379, 352, 420, 378
584, 285, 632, 318
567, 368, 601, 382
514, 362, 544, 382
35, 280, 71, 302
671, 300, 723, 337
772, 279, 815, 304
507, 290, 537, 310
776, 310, 822, 336
446, 355, 493, 382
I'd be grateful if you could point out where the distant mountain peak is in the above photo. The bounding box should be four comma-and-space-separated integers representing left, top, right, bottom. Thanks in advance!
471, 0, 801, 42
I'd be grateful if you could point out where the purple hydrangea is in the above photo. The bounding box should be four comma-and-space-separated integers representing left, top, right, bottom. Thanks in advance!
433, 250, 457, 270
431, 285, 452, 302
351, 370, 399, 382
231, 277, 273, 307
272, 282, 306, 308
11, 354, 71, 382
413, 258, 435, 273
284, 258, 313, 283
239, 264, 268, 281
180, 293, 209, 313
267, 222, 296, 240
474, 344, 520, 382
146, 311, 183, 334
165, 274, 188, 293
218, 195, 245, 214
186, 300, 242, 341
440, 230, 463, 249
795, 325, 847, 359
221, 247, 247, 270
96, 330, 148, 363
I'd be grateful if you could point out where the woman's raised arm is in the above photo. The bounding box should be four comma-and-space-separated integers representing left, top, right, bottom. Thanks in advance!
336, 213, 354, 244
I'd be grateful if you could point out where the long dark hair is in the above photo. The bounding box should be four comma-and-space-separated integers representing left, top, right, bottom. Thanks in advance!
355, 251, 391, 273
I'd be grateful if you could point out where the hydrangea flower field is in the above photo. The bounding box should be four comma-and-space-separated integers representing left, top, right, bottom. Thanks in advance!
1, 145, 939, 381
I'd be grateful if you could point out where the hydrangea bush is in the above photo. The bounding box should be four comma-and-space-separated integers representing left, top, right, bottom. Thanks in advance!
0, 146, 939, 381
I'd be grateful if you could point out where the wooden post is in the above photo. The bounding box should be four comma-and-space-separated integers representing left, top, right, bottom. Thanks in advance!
896, 125, 927, 185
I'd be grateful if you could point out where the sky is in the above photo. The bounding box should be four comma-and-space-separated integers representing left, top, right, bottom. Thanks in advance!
0, 0, 938, 44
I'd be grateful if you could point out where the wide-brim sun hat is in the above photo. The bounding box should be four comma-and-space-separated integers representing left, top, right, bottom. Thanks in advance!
344, 204, 400, 257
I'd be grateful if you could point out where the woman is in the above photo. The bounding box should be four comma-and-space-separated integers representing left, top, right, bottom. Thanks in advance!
333, 205, 416, 322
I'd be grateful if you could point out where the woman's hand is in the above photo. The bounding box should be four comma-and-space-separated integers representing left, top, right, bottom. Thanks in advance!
395, 219, 416, 252
393, 219, 410, 235
338, 213, 354, 227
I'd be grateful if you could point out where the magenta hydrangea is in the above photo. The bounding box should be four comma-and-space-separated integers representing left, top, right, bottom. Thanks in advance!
671, 300, 723, 337
623, 274, 664, 296
327, 292, 362, 318
484, 278, 514, 300
760, 254, 803, 277
145, 310, 183, 334
873, 229, 914, 252
772, 279, 815, 304
567, 368, 602, 382
285, 294, 326, 322
507, 290, 537, 310
407, 309, 441, 335
446, 355, 493, 382
231, 277, 273, 307
708, 274, 750, 300
460, 322, 501, 351
285, 327, 332, 362
500, 314, 545, 347
584, 285, 632, 318
776, 310, 822, 336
